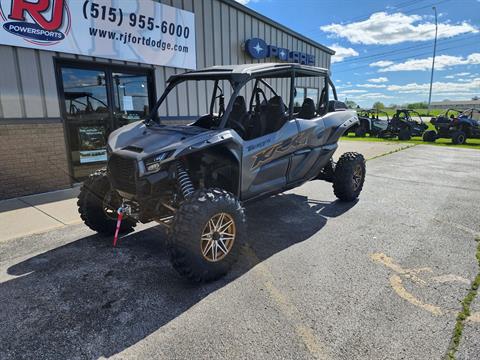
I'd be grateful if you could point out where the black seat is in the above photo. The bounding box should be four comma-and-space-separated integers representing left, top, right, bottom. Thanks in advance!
297, 98, 316, 119
262, 96, 287, 134
229, 96, 247, 124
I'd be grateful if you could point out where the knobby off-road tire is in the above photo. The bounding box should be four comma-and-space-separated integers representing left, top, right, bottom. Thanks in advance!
451, 130, 466, 145
77, 169, 136, 235
333, 152, 366, 202
398, 128, 412, 141
355, 125, 367, 137
422, 130, 437, 142
168, 188, 246, 283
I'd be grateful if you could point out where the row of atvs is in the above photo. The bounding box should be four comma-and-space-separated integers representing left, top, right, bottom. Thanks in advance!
348, 108, 480, 145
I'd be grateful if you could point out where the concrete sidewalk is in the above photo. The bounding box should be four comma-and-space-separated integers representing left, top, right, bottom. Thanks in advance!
0, 186, 82, 242
0, 140, 412, 243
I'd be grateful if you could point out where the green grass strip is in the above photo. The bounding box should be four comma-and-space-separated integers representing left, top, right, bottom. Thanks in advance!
341, 135, 480, 150
446, 237, 480, 359
366, 143, 417, 161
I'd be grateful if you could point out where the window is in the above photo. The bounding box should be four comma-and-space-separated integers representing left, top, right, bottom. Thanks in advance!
293, 87, 319, 112
294, 87, 306, 108
306, 88, 319, 103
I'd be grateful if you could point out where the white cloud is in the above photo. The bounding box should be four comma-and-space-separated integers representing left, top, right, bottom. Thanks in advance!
387, 78, 480, 95
357, 84, 387, 88
329, 44, 359, 63
339, 92, 394, 100
372, 53, 480, 72
456, 72, 471, 76
356, 93, 394, 99
368, 77, 388, 83
342, 89, 368, 94
370, 60, 394, 68
235, 0, 250, 4
320, 12, 478, 45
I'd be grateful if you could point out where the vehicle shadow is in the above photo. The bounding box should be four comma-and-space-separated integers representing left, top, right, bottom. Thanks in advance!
0, 192, 356, 360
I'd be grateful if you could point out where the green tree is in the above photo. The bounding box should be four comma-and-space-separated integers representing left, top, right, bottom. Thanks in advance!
407, 102, 427, 109
373, 101, 385, 110
345, 100, 357, 109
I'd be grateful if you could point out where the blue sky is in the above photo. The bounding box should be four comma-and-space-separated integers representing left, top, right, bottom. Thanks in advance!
237, 0, 480, 107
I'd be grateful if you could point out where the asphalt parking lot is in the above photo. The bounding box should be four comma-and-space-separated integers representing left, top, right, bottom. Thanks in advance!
0, 145, 479, 360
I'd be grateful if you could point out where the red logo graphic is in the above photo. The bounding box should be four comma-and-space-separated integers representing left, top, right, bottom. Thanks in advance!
8, 0, 64, 31
0, 0, 71, 45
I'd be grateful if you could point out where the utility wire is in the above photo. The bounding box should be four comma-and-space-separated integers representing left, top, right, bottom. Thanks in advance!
333, 39, 480, 74
334, 33, 479, 65
305, 0, 430, 33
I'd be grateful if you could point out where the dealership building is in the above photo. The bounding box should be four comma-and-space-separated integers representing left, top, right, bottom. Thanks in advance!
0, 0, 333, 199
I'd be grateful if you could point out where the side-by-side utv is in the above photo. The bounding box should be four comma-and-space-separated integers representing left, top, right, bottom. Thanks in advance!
424, 108, 480, 144
353, 108, 390, 137
378, 109, 428, 141
77, 63, 365, 282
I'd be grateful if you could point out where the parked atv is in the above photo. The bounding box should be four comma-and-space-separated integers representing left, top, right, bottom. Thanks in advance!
78, 63, 365, 282
378, 109, 428, 141
352, 109, 390, 137
424, 108, 480, 144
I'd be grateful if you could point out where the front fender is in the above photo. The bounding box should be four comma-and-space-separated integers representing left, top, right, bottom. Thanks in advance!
176, 130, 243, 163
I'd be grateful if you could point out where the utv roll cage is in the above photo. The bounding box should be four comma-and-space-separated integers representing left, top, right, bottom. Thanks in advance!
149, 63, 338, 127
358, 108, 390, 120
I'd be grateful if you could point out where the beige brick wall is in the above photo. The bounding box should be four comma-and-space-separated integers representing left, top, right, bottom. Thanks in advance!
0, 123, 71, 199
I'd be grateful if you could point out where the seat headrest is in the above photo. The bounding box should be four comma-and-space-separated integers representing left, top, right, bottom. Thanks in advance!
232, 96, 246, 113
298, 98, 316, 119
267, 96, 286, 112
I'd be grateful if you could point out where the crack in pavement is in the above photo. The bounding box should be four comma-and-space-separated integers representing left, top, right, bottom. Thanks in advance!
445, 237, 480, 360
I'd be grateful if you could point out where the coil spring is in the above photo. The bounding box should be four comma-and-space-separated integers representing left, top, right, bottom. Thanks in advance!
176, 161, 195, 198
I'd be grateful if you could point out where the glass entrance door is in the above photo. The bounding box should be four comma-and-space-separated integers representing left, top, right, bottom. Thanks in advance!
112, 72, 150, 127
61, 67, 111, 179
58, 63, 154, 180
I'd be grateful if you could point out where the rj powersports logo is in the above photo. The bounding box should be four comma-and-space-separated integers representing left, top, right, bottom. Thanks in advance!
0, 0, 71, 45
244, 38, 315, 65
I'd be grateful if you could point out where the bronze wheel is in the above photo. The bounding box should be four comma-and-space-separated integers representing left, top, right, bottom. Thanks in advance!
201, 212, 236, 262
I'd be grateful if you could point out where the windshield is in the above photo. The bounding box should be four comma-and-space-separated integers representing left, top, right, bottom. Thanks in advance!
152, 79, 234, 125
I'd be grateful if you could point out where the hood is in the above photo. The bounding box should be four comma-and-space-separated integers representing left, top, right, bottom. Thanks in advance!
108, 121, 217, 157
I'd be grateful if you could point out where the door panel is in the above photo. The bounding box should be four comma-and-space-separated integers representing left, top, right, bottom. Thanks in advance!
241, 120, 299, 199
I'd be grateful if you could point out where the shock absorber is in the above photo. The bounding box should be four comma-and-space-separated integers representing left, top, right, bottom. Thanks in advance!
176, 161, 195, 198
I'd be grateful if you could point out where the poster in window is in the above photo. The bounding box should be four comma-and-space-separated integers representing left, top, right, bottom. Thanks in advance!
78, 127, 107, 164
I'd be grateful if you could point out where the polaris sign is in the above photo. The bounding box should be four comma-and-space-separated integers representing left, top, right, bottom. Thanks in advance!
245, 38, 315, 65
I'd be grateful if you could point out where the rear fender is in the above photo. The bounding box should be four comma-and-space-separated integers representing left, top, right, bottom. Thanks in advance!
322, 110, 359, 144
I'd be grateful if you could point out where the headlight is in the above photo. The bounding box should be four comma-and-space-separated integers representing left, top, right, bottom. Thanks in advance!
144, 151, 173, 173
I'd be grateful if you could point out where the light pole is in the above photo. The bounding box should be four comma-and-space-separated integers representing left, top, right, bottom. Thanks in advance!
427, 6, 438, 112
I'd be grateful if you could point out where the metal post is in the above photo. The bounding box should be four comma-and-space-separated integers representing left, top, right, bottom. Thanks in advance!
427, 6, 438, 112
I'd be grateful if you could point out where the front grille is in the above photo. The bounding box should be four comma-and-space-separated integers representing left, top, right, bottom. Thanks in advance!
108, 154, 137, 194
